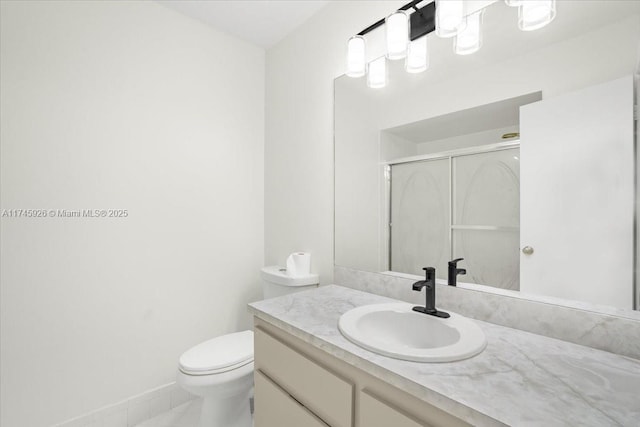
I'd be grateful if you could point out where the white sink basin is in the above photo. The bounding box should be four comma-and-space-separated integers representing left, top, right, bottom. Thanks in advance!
338, 303, 487, 362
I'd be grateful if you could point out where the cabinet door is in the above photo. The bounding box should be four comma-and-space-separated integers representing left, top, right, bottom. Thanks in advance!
520, 75, 634, 309
254, 370, 329, 427
254, 327, 353, 427
359, 389, 429, 427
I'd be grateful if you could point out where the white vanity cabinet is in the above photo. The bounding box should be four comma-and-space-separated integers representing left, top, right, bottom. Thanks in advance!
359, 390, 425, 427
254, 324, 352, 427
253, 319, 470, 427
254, 371, 329, 427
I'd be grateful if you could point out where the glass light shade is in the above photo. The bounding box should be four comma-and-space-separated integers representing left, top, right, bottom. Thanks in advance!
435, 0, 466, 38
367, 57, 387, 89
454, 10, 483, 55
385, 11, 409, 60
504, 0, 523, 6
346, 36, 366, 77
518, 0, 556, 31
405, 36, 429, 73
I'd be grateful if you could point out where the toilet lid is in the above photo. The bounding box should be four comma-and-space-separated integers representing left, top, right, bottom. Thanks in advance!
179, 330, 254, 375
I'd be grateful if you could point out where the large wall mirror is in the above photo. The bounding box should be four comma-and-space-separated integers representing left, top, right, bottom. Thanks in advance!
334, 0, 639, 313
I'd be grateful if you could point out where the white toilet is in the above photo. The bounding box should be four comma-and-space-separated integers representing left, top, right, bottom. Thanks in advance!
177, 266, 319, 427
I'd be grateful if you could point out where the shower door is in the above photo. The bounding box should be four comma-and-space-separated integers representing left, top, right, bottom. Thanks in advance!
390, 159, 450, 279
390, 146, 520, 289
452, 149, 520, 289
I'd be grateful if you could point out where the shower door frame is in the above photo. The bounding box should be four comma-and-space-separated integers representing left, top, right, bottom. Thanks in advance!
384, 140, 520, 275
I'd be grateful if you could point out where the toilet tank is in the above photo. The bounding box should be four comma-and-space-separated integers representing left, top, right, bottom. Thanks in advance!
260, 266, 319, 299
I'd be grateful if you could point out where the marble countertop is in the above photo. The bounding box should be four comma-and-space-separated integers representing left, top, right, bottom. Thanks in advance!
248, 285, 640, 427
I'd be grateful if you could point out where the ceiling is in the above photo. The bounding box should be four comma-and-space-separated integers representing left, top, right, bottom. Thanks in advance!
157, 1, 329, 48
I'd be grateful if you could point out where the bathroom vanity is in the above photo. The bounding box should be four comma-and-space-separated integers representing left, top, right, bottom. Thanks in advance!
253, 317, 467, 427
249, 286, 640, 427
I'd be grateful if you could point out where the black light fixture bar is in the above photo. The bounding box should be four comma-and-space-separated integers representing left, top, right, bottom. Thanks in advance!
356, 0, 436, 41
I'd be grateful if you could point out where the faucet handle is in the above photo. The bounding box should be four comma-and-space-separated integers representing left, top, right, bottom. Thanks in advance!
448, 259, 466, 286
422, 267, 435, 280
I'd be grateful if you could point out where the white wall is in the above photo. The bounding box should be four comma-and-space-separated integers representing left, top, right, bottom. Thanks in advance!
0, 1, 264, 426
265, 1, 405, 284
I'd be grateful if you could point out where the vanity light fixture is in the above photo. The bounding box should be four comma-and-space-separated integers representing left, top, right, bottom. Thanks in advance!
454, 10, 483, 55
435, 0, 466, 38
367, 56, 388, 88
386, 11, 410, 60
346, 35, 366, 77
349, 0, 435, 89
406, 35, 429, 73
347, 0, 557, 87
518, 0, 556, 31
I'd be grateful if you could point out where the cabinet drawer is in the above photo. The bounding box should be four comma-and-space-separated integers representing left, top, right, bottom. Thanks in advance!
359, 389, 429, 427
254, 327, 353, 427
255, 370, 328, 427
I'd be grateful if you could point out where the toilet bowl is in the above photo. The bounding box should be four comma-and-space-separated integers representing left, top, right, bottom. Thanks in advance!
177, 266, 319, 427
177, 331, 254, 427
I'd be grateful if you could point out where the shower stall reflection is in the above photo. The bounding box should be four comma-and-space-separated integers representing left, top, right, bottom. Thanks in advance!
389, 144, 520, 290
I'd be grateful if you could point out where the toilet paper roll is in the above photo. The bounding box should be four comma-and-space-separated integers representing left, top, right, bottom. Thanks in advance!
286, 252, 311, 277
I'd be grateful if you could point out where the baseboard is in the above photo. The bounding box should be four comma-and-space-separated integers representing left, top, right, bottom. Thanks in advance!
52, 382, 195, 427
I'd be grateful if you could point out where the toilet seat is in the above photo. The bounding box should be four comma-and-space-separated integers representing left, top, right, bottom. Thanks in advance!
179, 330, 254, 376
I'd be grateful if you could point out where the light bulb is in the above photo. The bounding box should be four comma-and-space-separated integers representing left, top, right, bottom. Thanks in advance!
435, 0, 466, 38
367, 57, 387, 89
454, 10, 483, 55
518, 0, 556, 31
386, 11, 409, 60
405, 36, 429, 73
346, 36, 366, 77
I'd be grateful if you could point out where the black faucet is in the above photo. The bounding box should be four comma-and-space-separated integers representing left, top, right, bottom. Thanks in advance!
412, 267, 450, 318
448, 258, 466, 286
